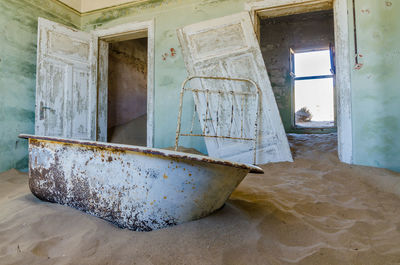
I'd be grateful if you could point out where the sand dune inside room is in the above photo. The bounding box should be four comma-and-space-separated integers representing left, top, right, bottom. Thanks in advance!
1, 0, 400, 264
1, 134, 400, 265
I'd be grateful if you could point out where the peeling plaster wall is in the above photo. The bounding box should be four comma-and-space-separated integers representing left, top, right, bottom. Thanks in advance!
349, 0, 400, 172
80, 0, 399, 171
81, 0, 250, 154
1, 0, 399, 173
0, 0, 79, 172
259, 10, 335, 132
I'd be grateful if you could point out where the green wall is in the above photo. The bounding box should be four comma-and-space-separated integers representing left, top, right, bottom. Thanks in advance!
0, 0, 79, 172
349, 0, 400, 172
81, 0, 249, 154
1, 0, 399, 173
81, 0, 400, 171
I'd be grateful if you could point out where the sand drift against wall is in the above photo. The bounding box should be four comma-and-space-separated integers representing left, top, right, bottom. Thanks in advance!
1, 134, 400, 264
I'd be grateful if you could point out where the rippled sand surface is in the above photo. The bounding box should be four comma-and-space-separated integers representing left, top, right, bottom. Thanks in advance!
1, 133, 400, 265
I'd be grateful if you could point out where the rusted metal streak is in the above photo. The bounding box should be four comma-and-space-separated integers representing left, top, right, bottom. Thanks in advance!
241, 95, 244, 138
185, 88, 256, 96
179, 134, 255, 141
19, 134, 263, 174
203, 90, 209, 135
175, 76, 262, 165
352, 0, 359, 65
184, 75, 262, 84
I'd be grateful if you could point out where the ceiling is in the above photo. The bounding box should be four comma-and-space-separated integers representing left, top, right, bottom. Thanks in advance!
58, 0, 143, 13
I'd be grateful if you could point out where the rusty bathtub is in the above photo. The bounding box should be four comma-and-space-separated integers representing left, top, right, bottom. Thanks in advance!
19, 134, 263, 231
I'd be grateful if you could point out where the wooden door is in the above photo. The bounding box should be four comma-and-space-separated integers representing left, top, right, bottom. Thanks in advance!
177, 12, 293, 164
35, 18, 98, 140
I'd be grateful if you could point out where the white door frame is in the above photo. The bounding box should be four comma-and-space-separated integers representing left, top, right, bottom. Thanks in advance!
245, 0, 353, 164
92, 19, 155, 147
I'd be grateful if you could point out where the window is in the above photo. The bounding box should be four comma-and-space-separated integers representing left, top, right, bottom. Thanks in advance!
291, 49, 335, 128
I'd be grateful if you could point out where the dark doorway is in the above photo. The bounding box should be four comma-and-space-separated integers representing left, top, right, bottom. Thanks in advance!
107, 37, 148, 146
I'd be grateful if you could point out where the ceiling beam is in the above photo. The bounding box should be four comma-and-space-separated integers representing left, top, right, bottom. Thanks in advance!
57, 0, 147, 14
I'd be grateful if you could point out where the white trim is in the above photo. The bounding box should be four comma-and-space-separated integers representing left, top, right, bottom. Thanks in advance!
245, 0, 333, 14
92, 19, 155, 148
245, 0, 353, 164
333, 0, 352, 164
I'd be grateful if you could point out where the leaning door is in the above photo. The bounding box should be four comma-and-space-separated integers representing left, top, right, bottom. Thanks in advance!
35, 18, 98, 140
177, 12, 293, 164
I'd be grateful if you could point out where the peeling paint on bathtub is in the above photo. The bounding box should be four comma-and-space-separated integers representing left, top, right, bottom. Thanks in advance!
22, 134, 262, 231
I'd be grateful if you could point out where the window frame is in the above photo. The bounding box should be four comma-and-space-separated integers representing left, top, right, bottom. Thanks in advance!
290, 47, 336, 130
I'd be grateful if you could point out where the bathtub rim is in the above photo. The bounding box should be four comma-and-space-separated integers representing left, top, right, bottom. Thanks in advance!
19, 134, 264, 174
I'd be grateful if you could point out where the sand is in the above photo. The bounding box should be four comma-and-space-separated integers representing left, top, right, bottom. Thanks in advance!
108, 114, 147, 147
1, 133, 400, 265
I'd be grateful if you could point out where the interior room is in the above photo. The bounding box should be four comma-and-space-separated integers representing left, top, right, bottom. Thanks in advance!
0, 0, 399, 264
107, 37, 148, 146
260, 10, 336, 133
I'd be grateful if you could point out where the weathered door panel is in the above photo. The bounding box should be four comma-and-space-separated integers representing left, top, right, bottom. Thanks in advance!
96, 40, 109, 142
178, 12, 293, 164
35, 18, 98, 140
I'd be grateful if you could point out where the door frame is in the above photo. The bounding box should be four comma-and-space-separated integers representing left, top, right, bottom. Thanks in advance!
245, 0, 353, 164
92, 19, 155, 147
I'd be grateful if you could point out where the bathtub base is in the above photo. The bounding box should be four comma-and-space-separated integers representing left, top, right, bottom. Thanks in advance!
21, 134, 263, 231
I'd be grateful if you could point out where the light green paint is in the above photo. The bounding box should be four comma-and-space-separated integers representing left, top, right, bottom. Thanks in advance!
349, 0, 400, 172
1, 0, 399, 173
0, 0, 78, 172
82, 0, 248, 154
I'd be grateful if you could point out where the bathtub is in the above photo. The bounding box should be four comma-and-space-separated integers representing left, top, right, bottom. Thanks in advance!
19, 134, 263, 231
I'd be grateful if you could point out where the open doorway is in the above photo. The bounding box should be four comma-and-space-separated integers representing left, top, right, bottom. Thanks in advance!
107, 38, 148, 146
248, 0, 353, 164
259, 10, 336, 133
95, 20, 154, 147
